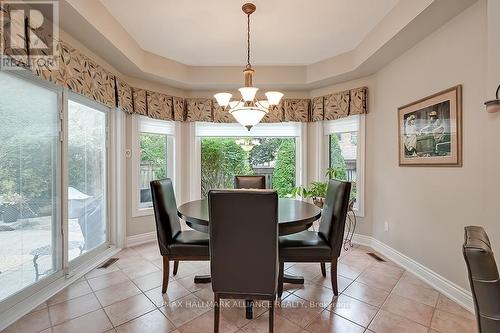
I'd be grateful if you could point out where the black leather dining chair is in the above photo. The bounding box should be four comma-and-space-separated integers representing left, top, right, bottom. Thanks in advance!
209, 189, 278, 333
463, 226, 500, 333
150, 179, 210, 293
278, 179, 351, 297
234, 175, 266, 189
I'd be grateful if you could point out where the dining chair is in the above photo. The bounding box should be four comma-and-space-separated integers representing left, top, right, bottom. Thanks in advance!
234, 175, 266, 189
209, 189, 279, 333
278, 179, 351, 297
463, 226, 500, 333
150, 178, 210, 293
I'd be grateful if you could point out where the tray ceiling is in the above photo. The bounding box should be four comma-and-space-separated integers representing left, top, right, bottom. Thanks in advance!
99, 0, 399, 66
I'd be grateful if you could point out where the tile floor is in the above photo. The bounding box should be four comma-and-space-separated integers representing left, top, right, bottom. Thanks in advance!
1, 242, 477, 333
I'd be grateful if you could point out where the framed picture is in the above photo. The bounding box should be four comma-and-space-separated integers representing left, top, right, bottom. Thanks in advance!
398, 85, 462, 166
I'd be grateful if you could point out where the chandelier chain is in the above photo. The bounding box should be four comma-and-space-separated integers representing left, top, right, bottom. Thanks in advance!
246, 13, 251, 68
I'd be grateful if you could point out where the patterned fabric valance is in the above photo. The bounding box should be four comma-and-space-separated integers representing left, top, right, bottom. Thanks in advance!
310, 87, 368, 121
0, 17, 367, 123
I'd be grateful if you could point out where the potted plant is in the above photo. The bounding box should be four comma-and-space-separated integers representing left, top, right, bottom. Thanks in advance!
289, 168, 337, 208
0, 192, 24, 223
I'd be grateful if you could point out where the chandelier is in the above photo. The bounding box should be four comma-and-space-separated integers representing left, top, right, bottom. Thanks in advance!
214, 3, 283, 131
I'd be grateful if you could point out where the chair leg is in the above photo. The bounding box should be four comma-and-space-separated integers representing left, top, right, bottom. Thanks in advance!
331, 258, 339, 296
320, 262, 326, 277
214, 294, 220, 333
269, 296, 274, 333
278, 261, 284, 298
162, 256, 170, 294
173, 260, 179, 276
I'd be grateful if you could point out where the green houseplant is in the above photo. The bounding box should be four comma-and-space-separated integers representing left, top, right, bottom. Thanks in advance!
289, 168, 337, 208
0, 192, 24, 223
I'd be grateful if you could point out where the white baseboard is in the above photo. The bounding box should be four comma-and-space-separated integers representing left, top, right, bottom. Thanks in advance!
126, 231, 157, 247
351, 233, 474, 313
0, 247, 121, 332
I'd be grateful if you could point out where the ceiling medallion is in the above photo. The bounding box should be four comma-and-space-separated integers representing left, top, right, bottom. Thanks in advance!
214, 3, 283, 130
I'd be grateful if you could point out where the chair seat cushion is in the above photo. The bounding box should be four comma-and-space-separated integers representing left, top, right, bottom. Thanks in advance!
169, 230, 209, 257
279, 231, 331, 259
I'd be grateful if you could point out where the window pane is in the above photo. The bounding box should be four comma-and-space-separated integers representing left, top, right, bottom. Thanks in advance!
139, 133, 168, 206
0, 73, 58, 301
329, 132, 358, 204
200, 137, 296, 197
68, 100, 107, 261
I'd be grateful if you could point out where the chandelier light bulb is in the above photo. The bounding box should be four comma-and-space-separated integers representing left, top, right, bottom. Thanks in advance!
265, 92, 284, 106
214, 93, 232, 107
238, 87, 259, 102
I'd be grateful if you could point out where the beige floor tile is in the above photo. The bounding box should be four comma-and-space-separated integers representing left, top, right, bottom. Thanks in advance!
177, 309, 239, 333
368, 309, 428, 333
356, 267, 400, 292
217, 299, 268, 329
369, 262, 404, 278
132, 270, 164, 292
87, 270, 130, 291
120, 260, 160, 280
392, 280, 439, 307
94, 280, 142, 307
292, 282, 335, 307
49, 293, 101, 325
48, 280, 93, 306
51, 309, 113, 333
144, 282, 191, 307
343, 281, 389, 307
38, 329, 53, 333
285, 263, 322, 281
399, 271, 435, 290
30, 302, 48, 313
115, 309, 176, 333
114, 255, 146, 270
160, 294, 212, 327
176, 273, 212, 293
431, 309, 478, 333
311, 271, 353, 293
241, 311, 302, 333
85, 263, 120, 280
305, 309, 365, 333
2, 308, 51, 333
436, 294, 475, 320
193, 286, 215, 303
171, 262, 209, 280
381, 294, 434, 326
329, 294, 378, 327
103, 293, 156, 327
337, 262, 365, 280
275, 294, 324, 328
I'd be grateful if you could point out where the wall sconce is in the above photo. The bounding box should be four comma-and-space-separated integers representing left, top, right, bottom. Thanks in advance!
485, 84, 500, 113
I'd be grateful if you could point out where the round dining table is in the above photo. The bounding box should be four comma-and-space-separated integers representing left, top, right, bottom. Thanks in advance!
177, 198, 321, 285
177, 197, 321, 319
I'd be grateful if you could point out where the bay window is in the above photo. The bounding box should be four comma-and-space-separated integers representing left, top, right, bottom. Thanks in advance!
324, 115, 365, 215
131, 116, 175, 216
193, 122, 305, 199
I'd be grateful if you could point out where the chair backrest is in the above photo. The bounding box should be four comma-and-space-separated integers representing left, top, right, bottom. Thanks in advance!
208, 189, 278, 296
318, 179, 352, 257
150, 179, 182, 255
463, 226, 500, 333
234, 175, 266, 189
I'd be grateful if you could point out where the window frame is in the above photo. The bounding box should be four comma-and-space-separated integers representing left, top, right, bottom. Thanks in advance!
190, 122, 307, 200
323, 115, 366, 217
131, 115, 176, 217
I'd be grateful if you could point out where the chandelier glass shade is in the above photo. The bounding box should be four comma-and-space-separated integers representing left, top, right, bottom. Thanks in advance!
214, 3, 284, 130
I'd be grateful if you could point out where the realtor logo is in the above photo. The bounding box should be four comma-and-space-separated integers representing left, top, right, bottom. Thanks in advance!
1, 0, 59, 69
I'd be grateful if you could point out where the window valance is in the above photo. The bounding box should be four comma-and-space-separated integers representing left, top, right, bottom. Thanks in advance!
1, 24, 367, 122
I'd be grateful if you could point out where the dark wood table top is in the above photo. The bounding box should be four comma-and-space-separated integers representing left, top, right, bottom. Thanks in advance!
177, 198, 321, 236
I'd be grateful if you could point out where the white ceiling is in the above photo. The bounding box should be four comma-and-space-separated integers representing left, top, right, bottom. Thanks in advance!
99, 0, 399, 66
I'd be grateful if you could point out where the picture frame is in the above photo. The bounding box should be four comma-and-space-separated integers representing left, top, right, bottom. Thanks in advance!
398, 85, 462, 166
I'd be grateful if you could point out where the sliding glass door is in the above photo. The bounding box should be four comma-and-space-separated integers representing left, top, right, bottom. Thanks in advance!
67, 98, 108, 262
0, 72, 60, 302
